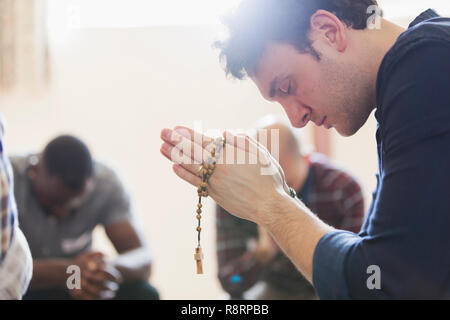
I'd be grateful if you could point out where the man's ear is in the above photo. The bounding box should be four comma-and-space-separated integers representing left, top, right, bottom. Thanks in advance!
309, 10, 347, 52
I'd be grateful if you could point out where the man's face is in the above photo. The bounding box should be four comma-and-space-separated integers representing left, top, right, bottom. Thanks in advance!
31, 164, 91, 218
251, 42, 374, 137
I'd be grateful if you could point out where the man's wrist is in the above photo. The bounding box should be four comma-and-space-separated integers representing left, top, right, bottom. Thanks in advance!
257, 189, 298, 230
258, 190, 334, 282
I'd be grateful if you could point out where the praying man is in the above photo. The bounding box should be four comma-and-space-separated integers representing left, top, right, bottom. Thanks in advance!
160, 0, 450, 299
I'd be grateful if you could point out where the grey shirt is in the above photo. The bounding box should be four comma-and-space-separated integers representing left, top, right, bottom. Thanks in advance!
10, 155, 133, 259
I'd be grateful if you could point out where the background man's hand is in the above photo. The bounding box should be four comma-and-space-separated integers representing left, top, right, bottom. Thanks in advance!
69, 251, 123, 300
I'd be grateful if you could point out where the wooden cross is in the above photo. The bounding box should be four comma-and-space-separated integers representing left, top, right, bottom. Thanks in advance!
194, 247, 204, 274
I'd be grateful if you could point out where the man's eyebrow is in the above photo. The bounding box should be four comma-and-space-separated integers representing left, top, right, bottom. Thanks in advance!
269, 78, 278, 99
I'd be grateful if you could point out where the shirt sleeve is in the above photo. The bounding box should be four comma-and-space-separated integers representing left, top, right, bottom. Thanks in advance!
0, 155, 15, 264
215, 204, 265, 297
313, 43, 450, 299
98, 169, 133, 226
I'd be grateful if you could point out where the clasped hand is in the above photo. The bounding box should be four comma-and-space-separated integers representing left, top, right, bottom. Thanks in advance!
160, 126, 293, 228
69, 251, 123, 300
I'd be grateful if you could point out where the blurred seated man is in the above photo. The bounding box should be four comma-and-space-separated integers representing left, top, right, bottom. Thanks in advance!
11, 135, 159, 300
216, 118, 365, 300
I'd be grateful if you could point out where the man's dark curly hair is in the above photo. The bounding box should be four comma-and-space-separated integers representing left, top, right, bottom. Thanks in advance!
215, 0, 379, 79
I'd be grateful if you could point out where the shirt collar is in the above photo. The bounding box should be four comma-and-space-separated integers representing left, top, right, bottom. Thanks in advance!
409, 9, 440, 28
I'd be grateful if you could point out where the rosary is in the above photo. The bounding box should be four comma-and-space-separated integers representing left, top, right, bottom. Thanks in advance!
194, 137, 225, 274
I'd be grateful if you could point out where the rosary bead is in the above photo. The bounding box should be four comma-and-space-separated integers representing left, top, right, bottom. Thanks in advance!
193, 140, 225, 274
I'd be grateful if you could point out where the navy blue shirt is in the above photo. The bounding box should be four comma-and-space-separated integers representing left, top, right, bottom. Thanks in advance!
312, 10, 450, 299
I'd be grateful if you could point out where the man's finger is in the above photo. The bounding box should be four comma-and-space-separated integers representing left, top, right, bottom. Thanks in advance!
161, 127, 214, 150
99, 265, 123, 284
80, 277, 104, 298
161, 128, 221, 165
173, 126, 215, 147
172, 164, 202, 188
160, 143, 205, 177
224, 131, 260, 156
160, 141, 203, 166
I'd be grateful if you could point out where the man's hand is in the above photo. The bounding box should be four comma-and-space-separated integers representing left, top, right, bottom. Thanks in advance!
160, 127, 291, 228
254, 225, 279, 264
160, 126, 333, 283
68, 251, 123, 300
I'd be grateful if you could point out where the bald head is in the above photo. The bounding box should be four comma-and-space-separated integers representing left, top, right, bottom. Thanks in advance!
266, 123, 301, 158
255, 116, 307, 191
255, 116, 302, 160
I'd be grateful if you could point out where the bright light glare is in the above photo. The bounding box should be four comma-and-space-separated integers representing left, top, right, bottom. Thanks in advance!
46, 0, 450, 44
379, 0, 450, 19
47, 0, 450, 31
48, 0, 243, 30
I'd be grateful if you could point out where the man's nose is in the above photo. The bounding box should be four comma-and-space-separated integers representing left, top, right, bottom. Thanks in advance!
280, 102, 311, 128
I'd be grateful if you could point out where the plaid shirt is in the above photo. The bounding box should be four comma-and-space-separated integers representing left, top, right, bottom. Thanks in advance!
216, 153, 365, 297
0, 120, 15, 263
0, 115, 32, 299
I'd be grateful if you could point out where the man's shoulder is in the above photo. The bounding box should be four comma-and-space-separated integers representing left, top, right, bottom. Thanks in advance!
309, 153, 347, 175
404, 15, 450, 41
9, 154, 34, 177
89, 161, 128, 201
378, 14, 450, 90
375, 15, 450, 151
395, 17, 450, 59
92, 161, 123, 186
398, 10, 450, 50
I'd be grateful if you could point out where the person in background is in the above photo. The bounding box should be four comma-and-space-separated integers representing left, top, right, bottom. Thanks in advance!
216, 117, 364, 299
11, 135, 159, 300
0, 114, 32, 299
